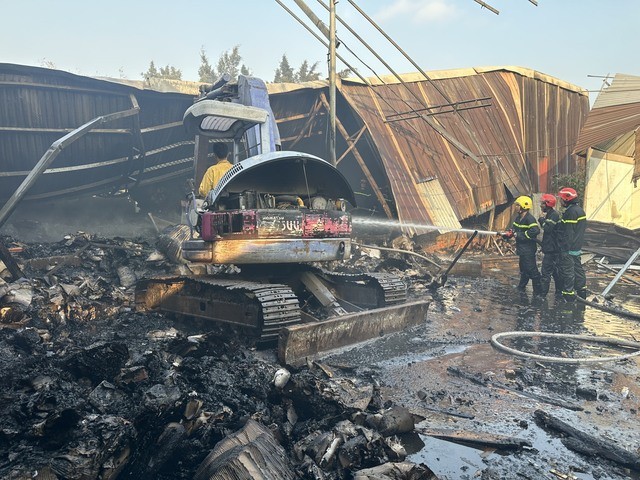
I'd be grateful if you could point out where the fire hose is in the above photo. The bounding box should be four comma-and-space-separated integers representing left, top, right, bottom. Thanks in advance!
491, 331, 640, 364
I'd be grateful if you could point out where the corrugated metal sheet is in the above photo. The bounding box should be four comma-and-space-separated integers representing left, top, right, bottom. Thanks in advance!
573, 102, 640, 155
573, 74, 640, 155
414, 178, 461, 232
573, 73, 640, 185
268, 66, 588, 229
592, 74, 640, 109
0, 63, 195, 202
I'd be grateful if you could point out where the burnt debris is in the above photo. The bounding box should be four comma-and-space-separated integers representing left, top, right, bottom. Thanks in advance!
0, 233, 435, 479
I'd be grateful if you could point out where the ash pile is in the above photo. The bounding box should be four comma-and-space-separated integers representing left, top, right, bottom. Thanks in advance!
0, 233, 436, 480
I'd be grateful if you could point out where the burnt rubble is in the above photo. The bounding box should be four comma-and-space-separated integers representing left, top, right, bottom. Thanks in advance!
0, 233, 435, 479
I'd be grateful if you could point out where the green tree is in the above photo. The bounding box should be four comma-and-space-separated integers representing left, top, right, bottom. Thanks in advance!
141, 61, 182, 81
200, 46, 250, 82
198, 48, 215, 83
274, 54, 295, 83
215, 45, 243, 81
338, 68, 354, 78
159, 65, 182, 80
296, 60, 321, 82
141, 61, 158, 81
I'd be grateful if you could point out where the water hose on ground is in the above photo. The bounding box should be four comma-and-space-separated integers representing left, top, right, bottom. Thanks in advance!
576, 296, 640, 321
491, 331, 640, 364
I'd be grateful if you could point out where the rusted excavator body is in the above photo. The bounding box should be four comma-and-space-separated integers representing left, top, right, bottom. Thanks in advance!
135, 76, 428, 362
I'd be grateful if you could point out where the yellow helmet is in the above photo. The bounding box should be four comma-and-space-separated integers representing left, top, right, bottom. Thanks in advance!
515, 195, 532, 210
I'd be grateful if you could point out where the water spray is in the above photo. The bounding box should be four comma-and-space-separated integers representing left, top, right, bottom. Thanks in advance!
352, 217, 499, 236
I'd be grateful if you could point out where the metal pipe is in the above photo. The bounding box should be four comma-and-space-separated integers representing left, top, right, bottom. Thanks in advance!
292, 0, 332, 42
601, 246, 640, 297
330, 0, 474, 127
329, 0, 337, 166
473, 0, 500, 15
0, 107, 139, 229
275, 0, 449, 161
344, 0, 482, 164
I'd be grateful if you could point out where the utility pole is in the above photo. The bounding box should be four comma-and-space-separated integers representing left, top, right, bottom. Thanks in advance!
328, 0, 337, 166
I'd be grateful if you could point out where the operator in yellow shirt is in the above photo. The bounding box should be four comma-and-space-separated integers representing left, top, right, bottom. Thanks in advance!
198, 142, 232, 197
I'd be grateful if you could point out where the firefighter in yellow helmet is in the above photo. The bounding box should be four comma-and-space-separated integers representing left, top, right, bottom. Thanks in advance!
499, 195, 542, 294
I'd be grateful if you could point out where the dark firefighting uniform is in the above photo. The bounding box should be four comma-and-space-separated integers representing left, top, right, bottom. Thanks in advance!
538, 207, 562, 296
557, 201, 587, 300
512, 211, 541, 293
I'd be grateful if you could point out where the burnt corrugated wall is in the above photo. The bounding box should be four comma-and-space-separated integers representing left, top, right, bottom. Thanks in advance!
0, 63, 195, 201
269, 67, 589, 229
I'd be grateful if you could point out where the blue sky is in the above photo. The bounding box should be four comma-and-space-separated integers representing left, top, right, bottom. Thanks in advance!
2, 0, 637, 104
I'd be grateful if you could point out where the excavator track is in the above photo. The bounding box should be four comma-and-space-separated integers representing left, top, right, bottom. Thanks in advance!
135, 275, 301, 343
313, 267, 407, 308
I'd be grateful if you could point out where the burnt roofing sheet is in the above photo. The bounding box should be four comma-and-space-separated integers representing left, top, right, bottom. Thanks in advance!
269, 67, 588, 230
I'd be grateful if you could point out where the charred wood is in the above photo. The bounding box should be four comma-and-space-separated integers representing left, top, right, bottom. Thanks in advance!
534, 409, 640, 471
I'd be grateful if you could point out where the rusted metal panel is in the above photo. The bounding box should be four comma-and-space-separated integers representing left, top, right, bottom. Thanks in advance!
278, 300, 430, 366
573, 102, 640, 156
269, 66, 588, 230
182, 238, 352, 264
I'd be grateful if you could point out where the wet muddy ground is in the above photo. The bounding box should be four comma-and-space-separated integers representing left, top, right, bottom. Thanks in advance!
323, 275, 640, 479
1, 207, 640, 479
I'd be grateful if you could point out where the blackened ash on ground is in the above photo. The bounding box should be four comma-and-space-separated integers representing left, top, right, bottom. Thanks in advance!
0, 234, 435, 479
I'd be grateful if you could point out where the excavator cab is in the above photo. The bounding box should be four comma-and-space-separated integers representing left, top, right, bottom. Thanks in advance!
136, 76, 429, 365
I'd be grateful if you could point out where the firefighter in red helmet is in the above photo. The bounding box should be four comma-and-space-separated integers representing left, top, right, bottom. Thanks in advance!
557, 187, 587, 301
537, 193, 562, 297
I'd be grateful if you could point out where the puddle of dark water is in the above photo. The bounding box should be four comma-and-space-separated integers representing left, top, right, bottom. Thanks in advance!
406, 431, 487, 479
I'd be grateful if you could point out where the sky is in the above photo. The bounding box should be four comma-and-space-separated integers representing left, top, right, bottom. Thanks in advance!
2, 0, 638, 105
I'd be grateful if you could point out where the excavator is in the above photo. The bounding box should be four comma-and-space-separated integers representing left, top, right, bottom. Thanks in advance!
135, 76, 430, 364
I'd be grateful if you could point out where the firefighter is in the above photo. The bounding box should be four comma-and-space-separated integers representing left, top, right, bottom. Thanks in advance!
500, 196, 542, 294
538, 193, 562, 297
557, 187, 587, 301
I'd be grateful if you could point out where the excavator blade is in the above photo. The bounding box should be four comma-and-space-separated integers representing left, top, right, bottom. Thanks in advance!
278, 300, 430, 366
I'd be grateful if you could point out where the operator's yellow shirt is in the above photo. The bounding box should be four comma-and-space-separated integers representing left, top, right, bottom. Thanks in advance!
198, 159, 232, 197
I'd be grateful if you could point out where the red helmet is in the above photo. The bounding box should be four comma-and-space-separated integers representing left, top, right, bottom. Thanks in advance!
558, 187, 578, 202
541, 194, 556, 208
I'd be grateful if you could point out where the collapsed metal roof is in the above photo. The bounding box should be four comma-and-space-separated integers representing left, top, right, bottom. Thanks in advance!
268, 66, 589, 234
573, 73, 640, 229
573, 73, 640, 183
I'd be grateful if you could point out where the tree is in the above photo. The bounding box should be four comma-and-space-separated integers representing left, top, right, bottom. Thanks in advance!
141, 61, 182, 82
274, 55, 324, 83
142, 61, 158, 81
338, 68, 354, 78
199, 45, 250, 83
273, 54, 296, 83
215, 45, 243, 81
198, 48, 214, 83
159, 65, 182, 80
296, 60, 321, 82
